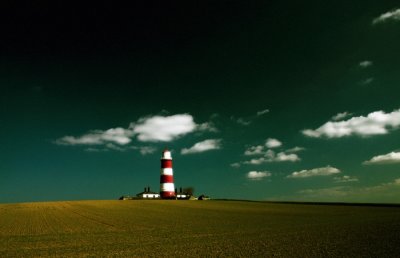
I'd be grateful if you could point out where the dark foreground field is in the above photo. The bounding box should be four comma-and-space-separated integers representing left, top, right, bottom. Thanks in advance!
0, 200, 400, 257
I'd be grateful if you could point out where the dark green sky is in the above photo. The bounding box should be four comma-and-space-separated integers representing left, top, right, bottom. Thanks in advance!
1, 1, 400, 203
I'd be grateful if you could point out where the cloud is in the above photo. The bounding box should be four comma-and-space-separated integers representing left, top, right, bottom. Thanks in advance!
311, 178, 400, 202
271, 178, 400, 202
247, 171, 271, 180
55, 128, 134, 146
56, 113, 217, 154
197, 122, 218, 132
372, 8, 400, 24
365, 178, 400, 190
236, 117, 251, 126
275, 152, 300, 162
230, 162, 241, 168
331, 112, 353, 121
244, 145, 265, 156
181, 139, 222, 155
244, 157, 267, 165
334, 175, 359, 183
244, 150, 300, 164
285, 146, 305, 153
232, 108, 270, 126
85, 147, 109, 153
298, 186, 348, 197
138, 146, 157, 155
360, 77, 374, 85
83, 144, 156, 154
105, 143, 127, 151
131, 114, 197, 142
359, 60, 373, 68
244, 138, 282, 155
256, 109, 270, 116
287, 166, 340, 178
265, 138, 282, 148
363, 151, 400, 165
302, 108, 400, 138
241, 138, 301, 165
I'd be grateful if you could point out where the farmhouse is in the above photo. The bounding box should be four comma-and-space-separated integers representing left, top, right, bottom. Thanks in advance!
136, 187, 160, 199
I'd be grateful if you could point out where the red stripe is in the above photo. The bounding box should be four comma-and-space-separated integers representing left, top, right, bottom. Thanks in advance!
160, 191, 176, 199
161, 159, 173, 168
160, 175, 174, 183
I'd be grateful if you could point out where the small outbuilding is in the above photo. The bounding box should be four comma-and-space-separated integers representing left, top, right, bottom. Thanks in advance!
119, 195, 135, 200
198, 194, 210, 200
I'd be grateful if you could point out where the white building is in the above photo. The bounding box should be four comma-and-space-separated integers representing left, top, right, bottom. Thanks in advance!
176, 194, 188, 199
136, 187, 160, 199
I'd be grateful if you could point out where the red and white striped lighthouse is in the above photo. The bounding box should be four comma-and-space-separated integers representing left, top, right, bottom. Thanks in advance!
160, 149, 176, 199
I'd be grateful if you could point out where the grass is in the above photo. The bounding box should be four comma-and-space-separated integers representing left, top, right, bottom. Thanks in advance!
0, 200, 400, 257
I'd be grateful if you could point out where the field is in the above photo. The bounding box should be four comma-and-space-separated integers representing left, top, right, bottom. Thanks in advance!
0, 200, 400, 257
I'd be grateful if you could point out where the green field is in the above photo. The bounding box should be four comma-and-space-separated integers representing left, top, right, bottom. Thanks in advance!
0, 200, 400, 257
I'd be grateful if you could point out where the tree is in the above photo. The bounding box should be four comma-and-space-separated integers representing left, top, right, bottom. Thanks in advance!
183, 187, 194, 196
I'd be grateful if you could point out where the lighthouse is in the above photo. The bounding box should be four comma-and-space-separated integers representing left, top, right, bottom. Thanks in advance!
160, 149, 176, 199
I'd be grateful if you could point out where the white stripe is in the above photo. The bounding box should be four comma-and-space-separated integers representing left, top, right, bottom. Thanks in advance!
161, 168, 173, 175
160, 183, 175, 192
161, 151, 172, 160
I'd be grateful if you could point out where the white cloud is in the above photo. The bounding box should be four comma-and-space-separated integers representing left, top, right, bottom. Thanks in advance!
264, 149, 274, 158
272, 178, 400, 202
85, 147, 108, 152
131, 114, 197, 142
138, 146, 157, 155
55, 127, 134, 146
331, 112, 353, 121
247, 171, 271, 180
372, 8, 400, 24
275, 152, 300, 162
181, 139, 221, 155
302, 129, 321, 138
244, 150, 300, 164
288, 166, 340, 178
84, 144, 156, 154
236, 118, 251, 126
244, 157, 267, 165
298, 186, 348, 197
244, 145, 264, 156
101, 129, 133, 144
365, 178, 400, 190
245, 138, 283, 156
56, 113, 217, 153
286, 146, 305, 153
240, 139, 301, 165
105, 143, 127, 151
360, 77, 374, 85
363, 151, 400, 165
232, 109, 270, 126
197, 122, 218, 132
265, 138, 282, 148
230, 162, 241, 168
334, 175, 359, 183
302, 181, 398, 199
256, 109, 270, 116
359, 60, 373, 68
302, 109, 400, 138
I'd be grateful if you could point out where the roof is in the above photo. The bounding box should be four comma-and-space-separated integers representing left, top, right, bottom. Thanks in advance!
136, 191, 160, 195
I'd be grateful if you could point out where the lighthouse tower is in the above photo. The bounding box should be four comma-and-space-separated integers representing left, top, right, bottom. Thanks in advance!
160, 149, 176, 199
